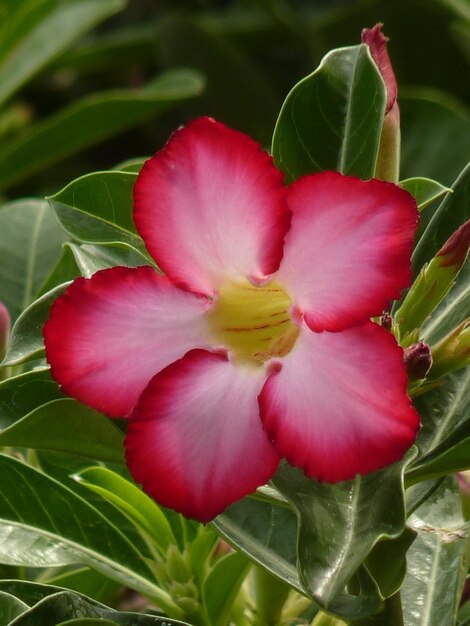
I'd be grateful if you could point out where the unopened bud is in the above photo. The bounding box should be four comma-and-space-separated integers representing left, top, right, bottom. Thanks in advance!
428, 318, 470, 379
0, 303, 10, 362
395, 221, 470, 346
361, 24, 400, 182
380, 312, 393, 332
166, 544, 190, 583
403, 341, 432, 380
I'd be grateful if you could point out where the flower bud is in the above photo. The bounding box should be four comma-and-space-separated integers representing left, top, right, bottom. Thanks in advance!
395, 220, 470, 346
361, 24, 400, 182
403, 341, 432, 380
0, 302, 10, 362
428, 318, 470, 379
166, 544, 190, 583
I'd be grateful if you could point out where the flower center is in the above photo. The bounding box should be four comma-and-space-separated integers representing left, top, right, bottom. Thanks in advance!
208, 280, 299, 365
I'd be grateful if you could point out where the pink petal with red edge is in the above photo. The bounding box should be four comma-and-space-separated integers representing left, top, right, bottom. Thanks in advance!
259, 322, 420, 483
44, 266, 211, 418
134, 117, 290, 295
277, 172, 418, 332
126, 349, 280, 523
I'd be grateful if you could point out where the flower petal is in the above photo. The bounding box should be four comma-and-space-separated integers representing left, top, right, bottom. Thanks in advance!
276, 172, 418, 332
44, 266, 210, 417
134, 117, 290, 295
126, 349, 280, 522
259, 322, 420, 482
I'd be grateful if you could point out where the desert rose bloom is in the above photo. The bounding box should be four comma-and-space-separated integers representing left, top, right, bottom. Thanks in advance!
44, 117, 420, 522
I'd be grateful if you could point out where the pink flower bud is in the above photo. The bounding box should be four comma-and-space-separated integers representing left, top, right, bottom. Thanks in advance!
361, 24, 397, 114
0, 302, 10, 361
403, 341, 432, 380
436, 219, 470, 270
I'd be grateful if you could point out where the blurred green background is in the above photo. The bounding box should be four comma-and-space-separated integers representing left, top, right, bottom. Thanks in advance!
0, 0, 468, 198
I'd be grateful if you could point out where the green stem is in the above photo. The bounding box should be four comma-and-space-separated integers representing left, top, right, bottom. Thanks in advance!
351, 592, 404, 626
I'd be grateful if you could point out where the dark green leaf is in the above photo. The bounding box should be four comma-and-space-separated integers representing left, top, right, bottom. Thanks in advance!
271, 454, 415, 619
0, 0, 125, 107
44, 567, 121, 606
402, 478, 470, 626
272, 44, 386, 182
0, 70, 204, 191
213, 496, 300, 592
38, 246, 80, 296
0, 368, 62, 429
0, 199, 66, 322
400, 177, 452, 211
2, 283, 70, 366
0, 590, 29, 622
47, 172, 146, 254
56, 619, 119, 626
412, 161, 470, 275
204, 551, 250, 626
0, 398, 124, 462
0, 455, 173, 609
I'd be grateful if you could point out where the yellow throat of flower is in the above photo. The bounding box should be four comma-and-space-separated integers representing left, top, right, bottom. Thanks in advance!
207, 280, 299, 365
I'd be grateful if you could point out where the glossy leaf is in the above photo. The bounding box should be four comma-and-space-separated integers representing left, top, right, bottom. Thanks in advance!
204, 551, 250, 626
272, 44, 386, 182
66, 242, 151, 278
213, 496, 300, 592
74, 466, 174, 553
271, 455, 414, 619
0, 398, 124, 462
45, 567, 121, 606
2, 282, 70, 366
0, 70, 204, 191
0, 590, 29, 622
402, 478, 470, 626
0, 0, 125, 107
56, 619, 119, 626
0, 455, 174, 609
0, 583, 190, 625
0, 199, 66, 322
38, 246, 80, 296
47, 172, 146, 254
407, 368, 470, 482
412, 161, 470, 275
0, 368, 62, 430
400, 177, 452, 211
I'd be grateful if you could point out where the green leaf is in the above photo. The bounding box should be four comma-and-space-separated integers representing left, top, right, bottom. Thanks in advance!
44, 567, 121, 605
0, 199, 66, 322
0, 590, 29, 622
2, 282, 70, 366
407, 368, 470, 482
0, 454, 174, 609
56, 619, 119, 626
0, 368, 62, 429
401, 478, 470, 626
204, 551, 250, 626
74, 466, 175, 553
0, 398, 124, 462
47, 172, 147, 255
272, 44, 386, 183
0, 69, 204, 191
0, 0, 125, 107
400, 90, 470, 188
66, 242, 151, 278
213, 496, 301, 593
400, 177, 452, 211
271, 454, 415, 620
38, 246, 80, 296
412, 161, 470, 274
114, 158, 147, 173
0, 582, 190, 625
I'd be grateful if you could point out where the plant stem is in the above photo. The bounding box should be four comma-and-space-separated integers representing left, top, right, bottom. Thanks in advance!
351, 592, 404, 626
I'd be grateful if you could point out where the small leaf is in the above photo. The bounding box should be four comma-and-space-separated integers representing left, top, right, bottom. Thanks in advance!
67, 242, 151, 278
74, 466, 175, 553
2, 282, 70, 366
400, 177, 452, 210
204, 551, 250, 626
0, 398, 124, 463
272, 44, 386, 182
0, 590, 29, 622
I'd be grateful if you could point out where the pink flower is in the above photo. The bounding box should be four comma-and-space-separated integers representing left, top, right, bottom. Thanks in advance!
44, 117, 420, 522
